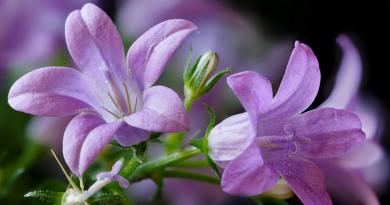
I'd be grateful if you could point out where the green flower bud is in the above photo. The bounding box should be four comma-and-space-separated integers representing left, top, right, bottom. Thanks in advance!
183, 51, 231, 110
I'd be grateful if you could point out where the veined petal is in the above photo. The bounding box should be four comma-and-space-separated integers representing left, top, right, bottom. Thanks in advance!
208, 113, 254, 167
114, 124, 150, 147
127, 19, 197, 89
78, 120, 124, 175
125, 86, 188, 132
63, 113, 105, 176
275, 157, 332, 205
264, 42, 320, 120
289, 108, 365, 159
221, 142, 278, 196
321, 34, 362, 109
8, 67, 94, 116
65, 3, 127, 82
336, 141, 383, 169
226, 71, 273, 128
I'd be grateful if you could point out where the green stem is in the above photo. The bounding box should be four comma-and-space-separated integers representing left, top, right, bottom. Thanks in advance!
128, 148, 201, 182
120, 157, 141, 178
174, 160, 209, 168
184, 95, 195, 112
163, 169, 220, 185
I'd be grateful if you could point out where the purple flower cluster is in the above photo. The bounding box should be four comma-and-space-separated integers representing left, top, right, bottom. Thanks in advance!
6, 3, 383, 205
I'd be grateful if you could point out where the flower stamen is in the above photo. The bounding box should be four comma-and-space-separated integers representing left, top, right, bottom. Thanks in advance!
122, 82, 132, 114
101, 106, 121, 119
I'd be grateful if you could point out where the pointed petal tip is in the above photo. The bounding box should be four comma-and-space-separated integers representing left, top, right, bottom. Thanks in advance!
81, 2, 98, 10
336, 33, 350, 45
165, 18, 198, 31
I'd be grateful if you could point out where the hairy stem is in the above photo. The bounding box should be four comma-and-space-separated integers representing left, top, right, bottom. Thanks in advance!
127, 148, 201, 182
162, 169, 220, 185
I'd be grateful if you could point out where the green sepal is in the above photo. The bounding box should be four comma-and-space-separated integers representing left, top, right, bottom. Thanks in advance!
201, 67, 232, 95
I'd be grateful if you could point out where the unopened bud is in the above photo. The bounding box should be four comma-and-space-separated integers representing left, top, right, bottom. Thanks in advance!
183, 51, 230, 110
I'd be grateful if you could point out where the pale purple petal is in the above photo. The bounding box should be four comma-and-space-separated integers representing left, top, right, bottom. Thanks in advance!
275, 157, 332, 205
208, 113, 254, 167
289, 108, 365, 159
337, 141, 383, 169
65, 3, 127, 82
221, 142, 278, 196
96, 160, 129, 188
263, 42, 320, 119
27, 116, 73, 150
125, 86, 188, 132
78, 120, 124, 174
114, 124, 150, 147
226, 71, 273, 127
127, 19, 197, 89
321, 34, 362, 108
113, 175, 130, 188
353, 97, 381, 140
8, 67, 94, 116
63, 113, 105, 176
319, 161, 379, 205
111, 160, 123, 174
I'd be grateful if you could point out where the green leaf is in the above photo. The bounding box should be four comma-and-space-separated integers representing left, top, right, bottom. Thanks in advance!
24, 190, 63, 204
89, 193, 124, 205
202, 67, 232, 94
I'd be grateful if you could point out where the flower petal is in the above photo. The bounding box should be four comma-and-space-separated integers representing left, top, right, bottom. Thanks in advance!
289, 108, 365, 159
321, 34, 362, 109
114, 124, 150, 147
125, 86, 188, 132
319, 161, 379, 205
226, 71, 273, 128
208, 113, 254, 167
78, 120, 124, 174
8, 67, 94, 116
65, 3, 127, 82
275, 157, 332, 205
221, 142, 278, 196
264, 42, 320, 119
337, 141, 383, 169
127, 19, 197, 89
63, 113, 105, 176
28, 116, 73, 150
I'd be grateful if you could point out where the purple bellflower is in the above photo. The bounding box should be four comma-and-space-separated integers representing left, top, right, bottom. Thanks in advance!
317, 35, 386, 205
8, 3, 196, 176
208, 42, 365, 205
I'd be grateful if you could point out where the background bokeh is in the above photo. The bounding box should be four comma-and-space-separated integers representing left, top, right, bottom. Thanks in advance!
1, 0, 389, 204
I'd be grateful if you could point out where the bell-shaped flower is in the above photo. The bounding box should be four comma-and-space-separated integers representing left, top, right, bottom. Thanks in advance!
208, 41, 365, 205
318, 35, 385, 205
8, 3, 196, 176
